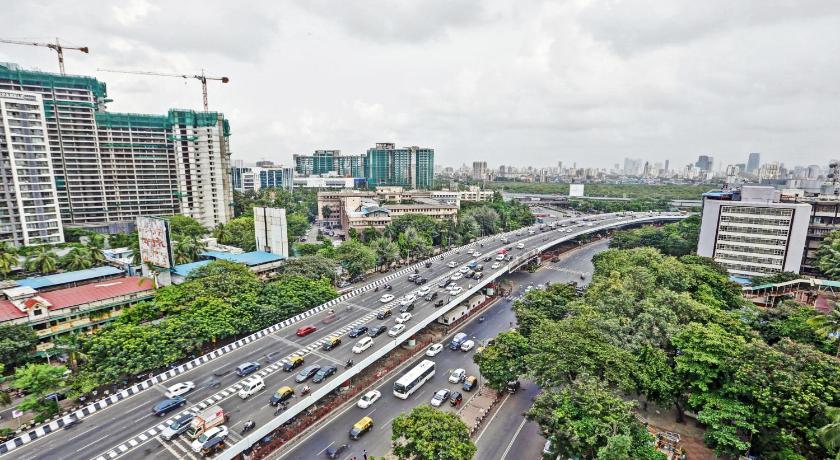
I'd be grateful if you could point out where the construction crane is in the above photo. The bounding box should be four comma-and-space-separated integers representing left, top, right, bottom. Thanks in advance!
0, 37, 89, 75
97, 68, 229, 111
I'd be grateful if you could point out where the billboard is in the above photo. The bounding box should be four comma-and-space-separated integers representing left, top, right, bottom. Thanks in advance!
137, 217, 173, 268
569, 184, 585, 197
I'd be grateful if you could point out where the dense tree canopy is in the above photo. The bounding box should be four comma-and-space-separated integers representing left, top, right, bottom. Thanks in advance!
611, 215, 700, 256
391, 405, 476, 460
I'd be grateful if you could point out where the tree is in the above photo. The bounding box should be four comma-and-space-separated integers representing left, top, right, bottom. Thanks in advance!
12, 363, 68, 415
167, 215, 208, 239
808, 302, 840, 356
286, 212, 310, 241
526, 376, 662, 460
173, 236, 207, 264
0, 324, 38, 367
52, 333, 88, 371
473, 331, 529, 390
818, 229, 840, 280
60, 247, 94, 271
818, 407, 840, 459
277, 255, 337, 282
321, 205, 332, 219
216, 216, 256, 251
0, 242, 18, 279
369, 238, 399, 270
335, 240, 375, 279
25, 246, 58, 274
391, 405, 476, 460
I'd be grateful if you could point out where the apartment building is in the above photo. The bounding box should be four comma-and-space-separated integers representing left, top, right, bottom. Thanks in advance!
0, 90, 64, 245
231, 165, 294, 193
697, 186, 811, 277
364, 143, 434, 189
0, 63, 234, 236
293, 149, 362, 177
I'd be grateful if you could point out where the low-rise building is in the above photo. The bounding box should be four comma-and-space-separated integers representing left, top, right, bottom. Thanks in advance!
0, 276, 155, 353
170, 250, 285, 283
697, 186, 811, 277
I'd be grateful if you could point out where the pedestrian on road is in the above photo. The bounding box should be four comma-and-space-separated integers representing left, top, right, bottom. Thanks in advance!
363, 449, 368, 460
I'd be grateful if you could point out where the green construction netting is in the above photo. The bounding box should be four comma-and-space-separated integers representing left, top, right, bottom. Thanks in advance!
0, 63, 107, 99
167, 109, 231, 137
95, 112, 168, 130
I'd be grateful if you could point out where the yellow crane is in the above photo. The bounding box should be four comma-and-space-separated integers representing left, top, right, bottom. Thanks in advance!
97, 68, 229, 111
0, 37, 89, 75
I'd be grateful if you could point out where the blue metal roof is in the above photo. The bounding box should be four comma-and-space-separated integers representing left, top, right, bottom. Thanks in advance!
201, 251, 284, 266
16, 266, 125, 290
171, 260, 211, 277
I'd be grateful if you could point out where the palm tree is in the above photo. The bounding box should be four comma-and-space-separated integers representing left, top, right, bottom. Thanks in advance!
86, 243, 106, 264
52, 333, 88, 372
213, 223, 231, 244
61, 247, 93, 271
370, 238, 399, 270
808, 302, 840, 357
173, 236, 207, 264
26, 246, 58, 274
0, 242, 18, 279
818, 406, 840, 459
86, 233, 106, 249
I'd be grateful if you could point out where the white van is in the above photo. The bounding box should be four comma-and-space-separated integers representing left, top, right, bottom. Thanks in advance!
352, 336, 374, 354
237, 376, 265, 399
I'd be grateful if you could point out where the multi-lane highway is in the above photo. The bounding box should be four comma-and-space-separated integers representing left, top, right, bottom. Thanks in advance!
3, 212, 683, 460
277, 239, 611, 460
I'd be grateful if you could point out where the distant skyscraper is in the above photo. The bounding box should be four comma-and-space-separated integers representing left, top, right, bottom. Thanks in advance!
363, 143, 434, 189
664, 159, 670, 173
255, 160, 275, 168
696, 155, 714, 173
472, 161, 488, 181
747, 152, 761, 174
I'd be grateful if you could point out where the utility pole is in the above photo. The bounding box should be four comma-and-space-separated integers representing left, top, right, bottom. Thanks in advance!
0, 37, 89, 75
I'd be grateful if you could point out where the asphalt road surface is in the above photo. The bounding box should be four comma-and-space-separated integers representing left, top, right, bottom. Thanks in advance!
276, 239, 610, 460
7, 213, 627, 460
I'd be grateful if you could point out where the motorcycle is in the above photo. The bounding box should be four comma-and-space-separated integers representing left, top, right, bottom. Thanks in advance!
374, 286, 380, 292
385, 285, 392, 291
274, 403, 288, 416
345, 359, 354, 368
300, 385, 311, 396
241, 420, 256, 434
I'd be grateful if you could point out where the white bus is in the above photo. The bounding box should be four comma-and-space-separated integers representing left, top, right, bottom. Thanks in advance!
393, 359, 436, 399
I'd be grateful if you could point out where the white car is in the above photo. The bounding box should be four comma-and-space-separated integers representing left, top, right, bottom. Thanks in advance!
380, 294, 395, 303
426, 343, 444, 356
191, 425, 228, 453
448, 368, 466, 383
165, 381, 196, 398
430, 389, 451, 407
460, 340, 475, 352
399, 294, 416, 306
447, 261, 456, 268
352, 336, 374, 354
417, 286, 431, 296
566, 228, 573, 233
450, 273, 463, 281
388, 324, 406, 337
528, 229, 535, 235
396, 312, 412, 324
473, 251, 482, 257
495, 254, 505, 261
491, 262, 501, 269
516, 243, 525, 249
449, 286, 463, 296
459, 266, 469, 274
357, 390, 381, 409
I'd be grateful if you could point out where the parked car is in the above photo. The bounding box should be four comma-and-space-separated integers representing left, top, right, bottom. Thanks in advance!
153, 397, 186, 416
448, 368, 466, 384
165, 381, 195, 398
462, 376, 478, 392
295, 365, 321, 383
430, 389, 451, 407
348, 325, 369, 338
235, 362, 260, 377
312, 365, 338, 383
426, 343, 444, 356
368, 325, 388, 337
449, 391, 463, 406
357, 390, 381, 409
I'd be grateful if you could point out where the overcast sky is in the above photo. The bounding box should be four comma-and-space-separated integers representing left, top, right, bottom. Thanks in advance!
2, 0, 838, 169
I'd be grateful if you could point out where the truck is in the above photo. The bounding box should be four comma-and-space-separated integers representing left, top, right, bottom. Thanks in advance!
186, 405, 228, 439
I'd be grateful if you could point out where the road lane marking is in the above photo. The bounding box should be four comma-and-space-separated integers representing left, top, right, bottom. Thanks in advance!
75, 434, 112, 453
316, 441, 335, 455
474, 393, 511, 443
500, 417, 528, 460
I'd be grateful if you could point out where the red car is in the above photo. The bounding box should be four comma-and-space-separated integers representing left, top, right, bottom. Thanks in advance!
296, 325, 317, 337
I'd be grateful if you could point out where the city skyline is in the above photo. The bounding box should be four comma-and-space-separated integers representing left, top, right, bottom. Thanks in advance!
3, 1, 838, 168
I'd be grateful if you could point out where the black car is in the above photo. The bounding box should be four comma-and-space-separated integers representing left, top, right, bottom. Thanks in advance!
413, 277, 427, 285
482, 256, 492, 262
376, 309, 392, 320
424, 292, 438, 302
438, 279, 452, 288
152, 397, 186, 416
312, 365, 337, 383
425, 261, 432, 268
368, 325, 388, 337
465, 270, 475, 279
348, 326, 368, 338
325, 444, 349, 459
449, 391, 463, 406
399, 303, 415, 313
475, 264, 484, 272
434, 299, 446, 307
474, 272, 484, 280
295, 365, 321, 383
407, 273, 420, 282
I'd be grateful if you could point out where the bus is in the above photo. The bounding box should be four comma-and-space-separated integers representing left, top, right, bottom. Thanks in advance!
393, 359, 436, 399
